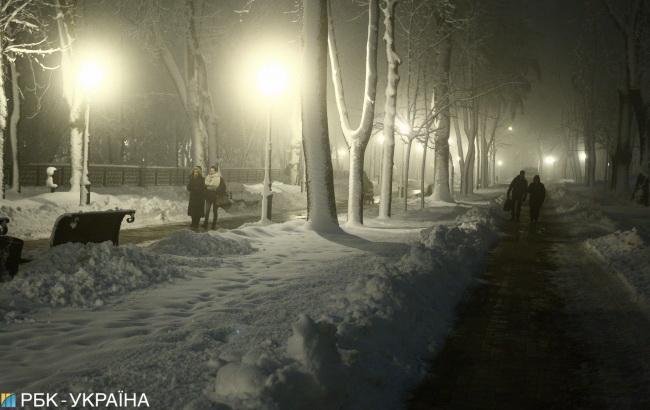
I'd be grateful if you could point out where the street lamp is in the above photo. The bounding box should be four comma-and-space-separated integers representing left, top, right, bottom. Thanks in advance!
544, 155, 556, 165
256, 62, 287, 223
579, 152, 587, 161
78, 62, 104, 206
507, 125, 513, 132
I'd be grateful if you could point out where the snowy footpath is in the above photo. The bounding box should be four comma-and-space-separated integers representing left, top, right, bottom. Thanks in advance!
1, 194, 499, 409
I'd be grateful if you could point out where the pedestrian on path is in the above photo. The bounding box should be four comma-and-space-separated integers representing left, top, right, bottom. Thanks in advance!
507, 170, 528, 221
203, 165, 227, 229
187, 166, 206, 229
527, 175, 546, 223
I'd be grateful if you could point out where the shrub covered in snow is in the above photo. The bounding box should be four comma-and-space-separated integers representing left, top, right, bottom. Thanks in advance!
148, 230, 254, 257
4, 242, 184, 309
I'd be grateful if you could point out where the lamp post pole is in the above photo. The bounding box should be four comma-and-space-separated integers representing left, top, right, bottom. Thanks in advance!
261, 106, 273, 222
80, 98, 91, 206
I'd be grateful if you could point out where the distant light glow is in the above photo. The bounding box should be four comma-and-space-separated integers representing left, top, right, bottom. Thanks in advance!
579, 152, 587, 161
396, 119, 411, 136
338, 148, 348, 157
507, 125, 513, 132
497, 160, 503, 166
256, 62, 288, 97
79, 62, 104, 90
544, 155, 556, 165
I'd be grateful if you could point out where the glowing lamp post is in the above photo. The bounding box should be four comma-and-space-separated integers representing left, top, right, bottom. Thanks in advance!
78, 62, 104, 206
256, 62, 287, 222
544, 155, 556, 180
497, 160, 503, 183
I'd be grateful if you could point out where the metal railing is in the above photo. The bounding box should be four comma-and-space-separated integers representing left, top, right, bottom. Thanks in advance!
14, 164, 288, 187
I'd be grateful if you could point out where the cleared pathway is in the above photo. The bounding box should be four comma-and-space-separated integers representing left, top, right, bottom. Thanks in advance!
409, 198, 650, 409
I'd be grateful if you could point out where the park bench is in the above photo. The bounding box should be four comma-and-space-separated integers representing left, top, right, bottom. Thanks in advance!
49, 209, 136, 247
0, 217, 24, 281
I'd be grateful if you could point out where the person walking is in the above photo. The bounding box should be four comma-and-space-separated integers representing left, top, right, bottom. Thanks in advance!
203, 165, 227, 229
527, 175, 546, 223
187, 166, 206, 229
507, 170, 528, 221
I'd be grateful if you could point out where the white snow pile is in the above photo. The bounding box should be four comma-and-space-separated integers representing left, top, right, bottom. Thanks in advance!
242, 182, 306, 211
585, 228, 650, 305
3, 242, 184, 310
0, 189, 197, 240
549, 185, 617, 234
209, 208, 498, 410
148, 229, 254, 257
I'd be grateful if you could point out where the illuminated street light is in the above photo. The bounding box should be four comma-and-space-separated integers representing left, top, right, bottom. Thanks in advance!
497, 160, 503, 166
256, 62, 288, 97
507, 125, 513, 132
579, 152, 587, 161
544, 155, 556, 165
79, 62, 105, 90
78, 61, 105, 206
257, 61, 288, 222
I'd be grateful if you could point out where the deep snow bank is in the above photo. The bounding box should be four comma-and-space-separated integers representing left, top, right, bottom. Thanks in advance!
3, 242, 184, 311
586, 229, 650, 306
209, 208, 499, 410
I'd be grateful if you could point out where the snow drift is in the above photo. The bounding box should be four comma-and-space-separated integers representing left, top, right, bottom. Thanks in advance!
586, 229, 650, 307
2, 241, 184, 312
148, 229, 254, 257
209, 208, 498, 409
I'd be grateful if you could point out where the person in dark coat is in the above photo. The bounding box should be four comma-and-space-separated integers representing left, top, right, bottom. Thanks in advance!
203, 165, 228, 229
187, 167, 206, 228
527, 175, 546, 223
507, 170, 528, 221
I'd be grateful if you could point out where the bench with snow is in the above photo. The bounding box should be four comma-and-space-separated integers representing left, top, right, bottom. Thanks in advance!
0, 217, 24, 281
49, 209, 136, 247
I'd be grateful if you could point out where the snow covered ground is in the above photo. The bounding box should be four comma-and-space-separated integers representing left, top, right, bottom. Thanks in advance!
0, 183, 306, 240
553, 184, 650, 314
1, 193, 500, 409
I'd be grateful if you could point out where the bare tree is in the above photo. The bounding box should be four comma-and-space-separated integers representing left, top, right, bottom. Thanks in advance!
328, 0, 379, 225
378, 0, 401, 219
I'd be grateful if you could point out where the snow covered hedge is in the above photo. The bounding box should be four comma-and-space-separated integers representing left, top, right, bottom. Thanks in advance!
209, 208, 499, 410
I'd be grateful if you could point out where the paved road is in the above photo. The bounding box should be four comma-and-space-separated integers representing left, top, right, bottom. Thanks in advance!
409, 198, 650, 409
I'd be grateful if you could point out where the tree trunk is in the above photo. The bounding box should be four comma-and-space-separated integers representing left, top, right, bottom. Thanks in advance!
420, 134, 428, 209
0, 42, 5, 197
9, 60, 20, 192
431, 35, 453, 202
613, 90, 633, 193
302, 0, 339, 232
378, 0, 400, 219
403, 137, 413, 211
56, 2, 84, 191
348, 144, 366, 224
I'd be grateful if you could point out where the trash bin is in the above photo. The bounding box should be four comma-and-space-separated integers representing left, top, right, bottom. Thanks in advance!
0, 236, 24, 281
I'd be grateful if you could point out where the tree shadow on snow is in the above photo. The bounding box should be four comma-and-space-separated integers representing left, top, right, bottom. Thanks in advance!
315, 230, 410, 258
